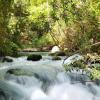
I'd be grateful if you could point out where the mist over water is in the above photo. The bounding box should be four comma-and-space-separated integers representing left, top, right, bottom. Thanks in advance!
0, 55, 100, 100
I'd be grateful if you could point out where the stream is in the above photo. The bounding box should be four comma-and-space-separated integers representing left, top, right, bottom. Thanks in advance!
0, 53, 100, 100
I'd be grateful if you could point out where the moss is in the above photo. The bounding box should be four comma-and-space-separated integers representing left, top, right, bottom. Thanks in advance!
7, 69, 33, 76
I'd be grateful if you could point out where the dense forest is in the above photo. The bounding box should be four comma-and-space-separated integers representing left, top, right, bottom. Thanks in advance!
0, 0, 100, 56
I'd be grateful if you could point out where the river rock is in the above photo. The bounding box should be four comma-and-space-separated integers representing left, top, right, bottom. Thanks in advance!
50, 46, 66, 56
51, 46, 60, 53
2, 57, 13, 62
6, 69, 33, 77
50, 51, 66, 56
63, 54, 84, 65
52, 56, 61, 60
27, 54, 42, 61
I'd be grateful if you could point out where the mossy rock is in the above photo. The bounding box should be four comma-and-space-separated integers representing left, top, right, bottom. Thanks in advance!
52, 56, 61, 60
64, 53, 100, 81
64, 59, 87, 71
6, 69, 32, 76
49, 51, 66, 56
27, 54, 42, 61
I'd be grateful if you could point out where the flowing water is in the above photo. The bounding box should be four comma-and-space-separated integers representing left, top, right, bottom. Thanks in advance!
0, 53, 100, 100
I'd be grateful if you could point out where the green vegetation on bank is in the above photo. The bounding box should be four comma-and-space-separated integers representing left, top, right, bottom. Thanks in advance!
64, 53, 100, 80
0, 0, 100, 56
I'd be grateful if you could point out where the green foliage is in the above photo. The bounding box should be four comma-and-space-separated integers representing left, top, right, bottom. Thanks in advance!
89, 54, 100, 80
91, 68, 100, 80
64, 53, 100, 80
0, 0, 15, 56
0, 0, 30, 56
29, 0, 47, 6
29, 3, 51, 37
64, 59, 87, 71
0, 40, 19, 57
50, 0, 100, 52
32, 33, 53, 48
0, 0, 99, 56
71, 60, 86, 69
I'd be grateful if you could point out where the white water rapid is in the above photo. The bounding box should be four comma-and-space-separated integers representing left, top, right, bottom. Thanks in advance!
0, 54, 100, 100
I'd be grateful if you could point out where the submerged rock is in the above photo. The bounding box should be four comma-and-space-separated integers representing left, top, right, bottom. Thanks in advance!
50, 51, 66, 56
27, 54, 42, 61
2, 57, 13, 62
52, 56, 61, 60
6, 69, 33, 76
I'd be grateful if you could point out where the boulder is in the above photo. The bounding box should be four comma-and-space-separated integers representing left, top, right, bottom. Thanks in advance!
63, 54, 84, 65
63, 54, 85, 72
51, 46, 60, 53
50, 46, 66, 56
27, 54, 42, 61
